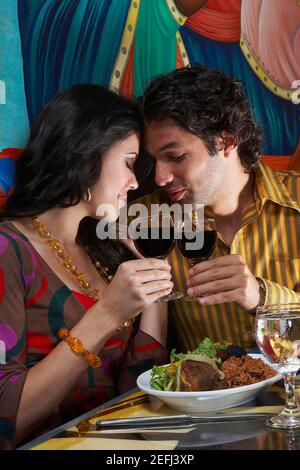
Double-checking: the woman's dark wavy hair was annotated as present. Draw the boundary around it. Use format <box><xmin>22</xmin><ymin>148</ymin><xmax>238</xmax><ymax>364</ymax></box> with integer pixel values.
<box><xmin>0</xmin><ymin>84</ymin><xmax>144</xmax><ymax>272</ymax></box>
<box><xmin>143</xmin><ymin>65</ymin><xmax>263</xmax><ymax>172</ymax></box>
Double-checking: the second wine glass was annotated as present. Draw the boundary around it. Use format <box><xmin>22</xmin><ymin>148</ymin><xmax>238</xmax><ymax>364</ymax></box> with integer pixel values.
<box><xmin>176</xmin><ymin>216</ymin><xmax>217</xmax><ymax>301</ymax></box>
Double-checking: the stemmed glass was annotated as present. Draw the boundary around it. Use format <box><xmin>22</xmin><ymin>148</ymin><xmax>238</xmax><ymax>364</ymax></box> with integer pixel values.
<box><xmin>256</xmin><ymin>303</ymin><xmax>300</xmax><ymax>429</ymax></box>
<box><xmin>131</xmin><ymin>214</ymin><xmax>183</xmax><ymax>302</ymax></box>
<box><xmin>176</xmin><ymin>214</ymin><xmax>217</xmax><ymax>301</ymax></box>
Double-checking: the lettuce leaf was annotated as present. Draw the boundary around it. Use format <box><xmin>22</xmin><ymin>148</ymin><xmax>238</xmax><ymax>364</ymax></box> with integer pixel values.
<box><xmin>189</xmin><ymin>337</ymin><xmax>217</xmax><ymax>359</ymax></box>
<box><xmin>150</xmin><ymin>364</ymin><xmax>178</xmax><ymax>391</ymax></box>
<box><xmin>171</xmin><ymin>338</ymin><xmax>222</xmax><ymax>366</ymax></box>
<box><xmin>150</xmin><ymin>338</ymin><xmax>226</xmax><ymax>390</ymax></box>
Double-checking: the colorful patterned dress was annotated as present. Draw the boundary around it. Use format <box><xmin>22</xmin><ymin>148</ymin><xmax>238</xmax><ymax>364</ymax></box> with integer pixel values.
<box><xmin>0</xmin><ymin>221</ymin><xmax>167</xmax><ymax>449</ymax></box>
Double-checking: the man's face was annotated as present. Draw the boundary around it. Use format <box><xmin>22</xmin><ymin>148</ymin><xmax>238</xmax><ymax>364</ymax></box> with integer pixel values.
<box><xmin>144</xmin><ymin>120</ymin><xmax>224</xmax><ymax>206</ymax></box>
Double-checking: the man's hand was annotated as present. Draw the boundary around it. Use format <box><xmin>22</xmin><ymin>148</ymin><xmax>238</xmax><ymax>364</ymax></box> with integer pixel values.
<box><xmin>187</xmin><ymin>254</ymin><xmax>260</xmax><ymax>311</ymax></box>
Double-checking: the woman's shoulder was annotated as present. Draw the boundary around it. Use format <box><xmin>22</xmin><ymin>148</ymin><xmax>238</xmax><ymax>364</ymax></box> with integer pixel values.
<box><xmin>0</xmin><ymin>220</ymin><xmax>24</xmax><ymax>233</ymax></box>
<box><xmin>0</xmin><ymin>220</ymin><xmax>33</xmax><ymax>263</ymax></box>
<box><xmin>0</xmin><ymin>220</ymin><xmax>29</xmax><ymax>242</ymax></box>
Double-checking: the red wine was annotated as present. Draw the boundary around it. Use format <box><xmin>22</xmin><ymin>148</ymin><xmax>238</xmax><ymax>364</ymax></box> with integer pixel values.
<box><xmin>134</xmin><ymin>227</ymin><xmax>175</xmax><ymax>258</ymax></box>
<box><xmin>177</xmin><ymin>230</ymin><xmax>217</xmax><ymax>261</ymax></box>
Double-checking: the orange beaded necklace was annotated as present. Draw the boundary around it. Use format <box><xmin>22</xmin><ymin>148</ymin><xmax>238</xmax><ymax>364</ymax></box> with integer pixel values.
<box><xmin>32</xmin><ymin>217</ymin><xmax>131</xmax><ymax>330</ymax></box>
<box><xmin>32</xmin><ymin>216</ymin><xmax>111</xmax><ymax>301</ymax></box>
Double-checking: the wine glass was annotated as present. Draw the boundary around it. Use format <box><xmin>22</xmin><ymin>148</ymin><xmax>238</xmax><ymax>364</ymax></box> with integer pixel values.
<box><xmin>176</xmin><ymin>215</ymin><xmax>217</xmax><ymax>301</ymax></box>
<box><xmin>256</xmin><ymin>303</ymin><xmax>300</xmax><ymax>429</ymax></box>
<box><xmin>131</xmin><ymin>214</ymin><xmax>183</xmax><ymax>302</ymax></box>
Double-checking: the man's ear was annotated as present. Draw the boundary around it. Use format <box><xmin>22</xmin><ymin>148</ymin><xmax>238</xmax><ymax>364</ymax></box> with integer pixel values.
<box><xmin>221</xmin><ymin>132</ymin><xmax>237</xmax><ymax>155</ymax></box>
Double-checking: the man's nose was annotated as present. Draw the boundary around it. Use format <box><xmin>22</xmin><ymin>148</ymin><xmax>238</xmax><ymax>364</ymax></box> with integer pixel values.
<box><xmin>155</xmin><ymin>162</ymin><xmax>173</xmax><ymax>187</ymax></box>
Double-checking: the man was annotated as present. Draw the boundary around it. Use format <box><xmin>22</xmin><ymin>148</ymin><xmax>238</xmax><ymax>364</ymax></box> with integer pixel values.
<box><xmin>139</xmin><ymin>65</ymin><xmax>300</xmax><ymax>351</ymax></box>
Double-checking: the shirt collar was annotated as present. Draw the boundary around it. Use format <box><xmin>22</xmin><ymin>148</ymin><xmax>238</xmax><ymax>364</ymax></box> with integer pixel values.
<box><xmin>254</xmin><ymin>161</ymin><xmax>300</xmax><ymax>213</ymax></box>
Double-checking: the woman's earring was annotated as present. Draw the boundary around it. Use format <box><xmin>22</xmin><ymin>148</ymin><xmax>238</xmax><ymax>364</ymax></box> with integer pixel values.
<box><xmin>87</xmin><ymin>188</ymin><xmax>91</xmax><ymax>202</ymax></box>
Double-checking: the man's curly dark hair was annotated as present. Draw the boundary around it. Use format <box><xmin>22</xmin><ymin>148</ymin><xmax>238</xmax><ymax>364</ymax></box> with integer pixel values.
<box><xmin>142</xmin><ymin>65</ymin><xmax>263</xmax><ymax>173</ymax></box>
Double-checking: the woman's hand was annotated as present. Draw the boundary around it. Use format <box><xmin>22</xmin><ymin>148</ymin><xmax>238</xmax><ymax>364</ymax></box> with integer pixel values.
<box><xmin>99</xmin><ymin>258</ymin><xmax>172</xmax><ymax>327</ymax></box>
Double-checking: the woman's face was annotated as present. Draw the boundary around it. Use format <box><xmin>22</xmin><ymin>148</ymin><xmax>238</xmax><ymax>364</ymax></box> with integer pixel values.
<box><xmin>90</xmin><ymin>133</ymin><xmax>139</xmax><ymax>221</ymax></box>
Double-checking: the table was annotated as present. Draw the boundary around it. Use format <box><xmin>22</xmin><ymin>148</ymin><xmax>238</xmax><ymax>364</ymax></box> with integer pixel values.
<box><xmin>19</xmin><ymin>379</ymin><xmax>300</xmax><ymax>450</ymax></box>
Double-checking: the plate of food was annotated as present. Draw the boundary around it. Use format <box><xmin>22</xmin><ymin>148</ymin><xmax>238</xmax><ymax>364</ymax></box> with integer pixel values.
<box><xmin>137</xmin><ymin>338</ymin><xmax>281</xmax><ymax>412</ymax></box>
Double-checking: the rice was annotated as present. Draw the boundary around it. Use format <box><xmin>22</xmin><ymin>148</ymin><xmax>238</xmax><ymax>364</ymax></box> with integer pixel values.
<box><xmin>221</xmin><ymin>355</ymin><xmax>277</xmax><ymax>388</ymax></box>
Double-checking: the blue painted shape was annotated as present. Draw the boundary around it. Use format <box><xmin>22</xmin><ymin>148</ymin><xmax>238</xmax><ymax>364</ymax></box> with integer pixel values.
<box><xmin>0</xmin><ymin>158</ymin><xmax>16</xmax><ymax>194</ymax></box>
<box><xmin>18</xmin><ymin>0</ymin><xmax>130</xmax><ymax>123</ymax></box>
<box><xmin>0</xmin><ymin>0</ymin><xmax>29</xmax><ymax>150</ymax></box>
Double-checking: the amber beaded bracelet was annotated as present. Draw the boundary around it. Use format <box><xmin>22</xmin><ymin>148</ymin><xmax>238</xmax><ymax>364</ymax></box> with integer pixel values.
<box><xmin>58</xmin><ymin>327</ymin><xmax>101</xmax><ymax>368</ymax></box>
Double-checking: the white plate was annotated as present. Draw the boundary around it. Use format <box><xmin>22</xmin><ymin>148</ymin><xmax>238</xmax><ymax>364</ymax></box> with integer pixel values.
<box><xmin>137</xmin><ymin>354</ymin><xmax>281</xmax><ymax>412</ymax></box>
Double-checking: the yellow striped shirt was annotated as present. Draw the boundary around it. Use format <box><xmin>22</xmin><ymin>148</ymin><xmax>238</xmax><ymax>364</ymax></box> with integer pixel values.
<box><xmin>134</xmin><ymin>162</ymin><xmax>300</xmax><ymax>350</ymax></box>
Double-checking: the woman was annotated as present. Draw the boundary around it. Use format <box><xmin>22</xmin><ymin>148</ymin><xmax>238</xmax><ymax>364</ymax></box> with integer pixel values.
<box><xmin>0</xmin><ymin>85</ymin><xmax>172</xmax><ymax>449</ymax></box>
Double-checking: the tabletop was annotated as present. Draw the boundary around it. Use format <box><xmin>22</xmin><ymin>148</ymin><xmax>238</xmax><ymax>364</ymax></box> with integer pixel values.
<box><xmin>19</xmin><ymin>378</ymin><xmax>300</xmax><ymax>451</ymax></box>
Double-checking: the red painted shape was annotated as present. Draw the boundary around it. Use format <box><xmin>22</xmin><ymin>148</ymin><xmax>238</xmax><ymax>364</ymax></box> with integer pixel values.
<box><xmin>0</xmin><ymin>148</ymin><xmax>22</xmax><ymax>159</ymax></box>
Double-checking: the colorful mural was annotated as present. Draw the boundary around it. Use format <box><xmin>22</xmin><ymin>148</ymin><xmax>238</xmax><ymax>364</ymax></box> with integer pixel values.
<box><xmin>0</xmin><ymin>0</ymin><xmax>299</xmax><ymax>199</ymax></box>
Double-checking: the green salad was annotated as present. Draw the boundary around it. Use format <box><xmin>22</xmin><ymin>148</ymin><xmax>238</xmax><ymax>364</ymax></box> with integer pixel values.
<box><xmin>150</xmin><ymin>337</ymin><xmax>227</xmax><ymax>391</ymax></box>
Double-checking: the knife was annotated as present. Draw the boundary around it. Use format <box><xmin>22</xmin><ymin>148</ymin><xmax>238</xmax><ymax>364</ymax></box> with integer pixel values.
<box><xmin>96</xmin><ymin>413</ymin><xmax>271</xmax><ymax>430</ymax></box>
